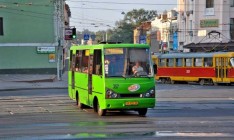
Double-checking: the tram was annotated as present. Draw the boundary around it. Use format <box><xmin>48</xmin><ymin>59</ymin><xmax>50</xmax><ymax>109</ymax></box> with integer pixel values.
<box><xmin>152</xmin><ymin>52</ymin><xmax>234</xmax><ymax>85</ymax></box>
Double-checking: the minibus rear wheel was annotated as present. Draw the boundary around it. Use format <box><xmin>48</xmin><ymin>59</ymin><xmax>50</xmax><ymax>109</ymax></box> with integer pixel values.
<box><xmin>76</xmin><ymin>92</ymin><xmax>83</xmax><ymax>109</ymax></box>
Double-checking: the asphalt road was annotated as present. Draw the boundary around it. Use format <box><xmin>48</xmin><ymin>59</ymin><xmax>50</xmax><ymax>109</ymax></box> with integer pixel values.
<box><xmin>0</xmin><ymin>84</ymin><xmax>234</xmax><ymax>140</ymax></box>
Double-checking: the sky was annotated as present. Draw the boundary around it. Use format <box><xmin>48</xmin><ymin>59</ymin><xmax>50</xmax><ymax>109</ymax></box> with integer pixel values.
<box><xmin>66</xmin><ymin>0</ymin><xmax>177</xmax><ymax>32</ymax></box>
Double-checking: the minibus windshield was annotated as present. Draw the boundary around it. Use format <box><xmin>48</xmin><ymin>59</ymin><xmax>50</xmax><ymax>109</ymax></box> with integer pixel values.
<box><xmin>104</xmin><ymin>48</ymin><xmax>153</xmax><ymax>77</ymax></box>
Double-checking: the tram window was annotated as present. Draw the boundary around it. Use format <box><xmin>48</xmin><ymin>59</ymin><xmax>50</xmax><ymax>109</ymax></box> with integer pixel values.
<box><xmin>185</xmin><ymin>58</ymin><xmax>192</xmax><ymax>67</ymax></box>
<box><xmin>167</xmin><ymin>59</ymin><xmax>174</xmax><ymax>67</ymax></box>
<box><xmin>194</xmin><ymin>58</ymin><xmax>203</xmax><ymax>67</ymax></box>
<box><xmin>230</xmin><ymin>58</ymin><xmax>234</xmax><ymax>67</ymax></box>
<box><xmin>176</xmin><ymin>58</ymin><xmax>183</xmax><ymax>67</ymax></box>
<box><xmin>159</xmin><ymin>59</ymin><xmax>166</xmax><ymax>67</ymax></box>
<box><xmin>204</xmin><ymin>58</ymin><xmax>213</xmax><ymax>67</ymax></box>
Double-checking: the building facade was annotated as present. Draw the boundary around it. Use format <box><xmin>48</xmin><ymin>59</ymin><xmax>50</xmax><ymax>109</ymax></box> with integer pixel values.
<box><xmin>151</xmin><ymin>10</ymin><xmax>178</xmax><ymax>52</ymax></box>
<box><xmin>178</xmin><ymin>0</ymin><xmax>234</xmax><ymax>52</ymax></box>
<box><xmin>0</xmin><ymin>0</ymin><xmax>66</xmax><ymax>76</ymax></box>
<box><xmin>133</xmin><ymin>21</ymin><xmax>160</xmax><ymax>53</ymax></box>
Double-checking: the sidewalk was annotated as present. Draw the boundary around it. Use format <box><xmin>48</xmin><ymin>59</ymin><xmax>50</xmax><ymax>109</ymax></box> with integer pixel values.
<box><xmin>0</xmin><ymin>72</ymin><xmax>68</xmax><ymax>91</ymax></box>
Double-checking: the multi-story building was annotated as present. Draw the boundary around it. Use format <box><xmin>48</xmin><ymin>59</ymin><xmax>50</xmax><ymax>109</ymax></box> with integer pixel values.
<box><xmin>178</xmin><ymin>0</ymin><xmax>234</xmax><ymax>52</ymax></box>
<box><xmin>133</xmin><ymin>21</ymin><xmax>160</xmax><ymax>53</ymax></box>
<box><xmin>0</xmin><ymin>0</ymin><xmax>67</xmax><ymax>78</ymax></box>
<box><xmin>151</xmin><ymin>10</ymin><xmax>178</xmax><ymax>52</ymax></box>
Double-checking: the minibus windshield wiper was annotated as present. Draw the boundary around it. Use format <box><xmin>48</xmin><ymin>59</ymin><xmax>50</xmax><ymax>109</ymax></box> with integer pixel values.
<box><xmin>107</xmin><ymin>76</ymin><xmax>122</xmax><ymax>77</ymax></box>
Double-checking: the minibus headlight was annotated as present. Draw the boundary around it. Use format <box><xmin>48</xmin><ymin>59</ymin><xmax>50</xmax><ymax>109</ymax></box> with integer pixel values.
<box><xmin>111</xmin><ymin>93</ymin><xmax>118</xmax><ymax>98</ymax></box>
<box><xmin>141</xmin><ymin>88</ymin><xmax>155</xmax><ymax>98</ymax></box>
<box><xmin>145</xmin><ymin>92</ymin><xmax>151</xmax><ymax>97</ymax></box>
<box><xmin>106</xmin><ymin>89</ymin><xmax>118</xmax><ymax>99</ymax></box>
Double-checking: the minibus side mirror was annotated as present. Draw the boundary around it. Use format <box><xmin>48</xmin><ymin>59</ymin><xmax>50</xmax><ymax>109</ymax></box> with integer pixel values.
<box><xmin>153</xmin><ymin>64</ymin><xmax>157</xmax><ymax>74</ymax></box>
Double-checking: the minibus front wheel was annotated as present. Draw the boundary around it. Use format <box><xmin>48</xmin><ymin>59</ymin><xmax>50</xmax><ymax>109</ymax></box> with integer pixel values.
<box><xmin>138</xmin><ymin>108</ymin><xmax>147</xmax><ymax>117</ymax></box>
<box><xmin>93</xmin><ymin>97</ymin><xmax>106</xmax><ymax>116</ymax></box>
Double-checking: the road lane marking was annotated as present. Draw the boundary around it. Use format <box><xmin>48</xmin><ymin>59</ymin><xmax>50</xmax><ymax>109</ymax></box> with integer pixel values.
<box><xmin>154</xmin><ymin>131</ymin><xmax>234</xmax><ymax>137</ymax></box>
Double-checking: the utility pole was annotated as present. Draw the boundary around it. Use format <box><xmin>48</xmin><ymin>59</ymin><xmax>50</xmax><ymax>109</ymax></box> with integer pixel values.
<box><xmin>54</xmin><ymin>0</ymin><xmax>65</xmax><ymax>80</ymax></box>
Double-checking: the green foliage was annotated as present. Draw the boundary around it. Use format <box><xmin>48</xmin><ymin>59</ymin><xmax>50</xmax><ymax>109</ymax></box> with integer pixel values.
<box><xmin>108</xmin><ymin>9</ymin><xmax>157</xmax><ymax>43</ymax></box>
<box><xmin>77</xmin><ymin>9</ymin><xmax>157</xmax><ymax>44</ymax></box>
<box><xmin>123</xmin><ymin>9</ymin><xmax>157</xmax><ymax>26</ymax></box>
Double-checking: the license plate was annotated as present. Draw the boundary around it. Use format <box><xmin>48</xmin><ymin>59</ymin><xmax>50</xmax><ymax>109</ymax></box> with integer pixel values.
<box><xmin>125</xmin><ymin>101</ymin><xmax>138</xmax><ymax>106</ymax></box>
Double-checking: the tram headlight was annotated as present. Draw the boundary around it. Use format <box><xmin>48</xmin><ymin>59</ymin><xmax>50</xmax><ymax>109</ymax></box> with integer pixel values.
<box><xmin>106</xmin><ymin>89</ymin><xmax>118</xmax><ymax>99</ymax></box>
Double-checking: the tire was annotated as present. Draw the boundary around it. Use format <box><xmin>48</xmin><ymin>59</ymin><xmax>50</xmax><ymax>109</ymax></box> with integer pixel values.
<box><xmin>138</xmin><ymin>108</ymin><xmax>148</xmax><ymax>117</ymax></box>
<box><xmin>78</xmin><ymin>100</ymin><xmax>84</xmax><ymax>109</ymax></box>
<box><xmin>76</xmin><ymin>93</ymin><xmax>83</xmax><ymax>109</ymax></box>
<box><xmin>199</xmin><ymin>79</ymin><xmax>205</xmax><ymax>86</ymax></box>
<box><xmin>76</xmin><ymin>93</ymin><xmax>78</xmax><ymax>105</ymax></box>
<box><xmin>161</xmin><ymin>78</ymin><xmax>166</xmax><ymax>84</ymax></box>
<box><xmin>97</xmin><ymin>100</ymin><xmax>106</xmax><ymax>116</ymax></box>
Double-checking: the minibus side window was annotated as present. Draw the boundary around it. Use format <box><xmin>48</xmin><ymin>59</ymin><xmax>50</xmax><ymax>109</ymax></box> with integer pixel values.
<box><xmin>81</xmin><ymin>50</ymin><xmax>89</xmax><ymax>73</ymax></box>
<box><xmin>93</xmin><ymin>50</ymin><xmax>102</xmax><ymax>75</ymax></box>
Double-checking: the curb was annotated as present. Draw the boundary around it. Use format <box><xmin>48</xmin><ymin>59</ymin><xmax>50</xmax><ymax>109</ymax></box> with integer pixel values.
<box><xmin>0</xmin><ymin>87</ymin><xmax>68</xmax><ymax>91</ymax></box>
<box><xmin>9</xmin><ymin>76</ymin><xmax>57</xmax><ymax>83</ymax></box>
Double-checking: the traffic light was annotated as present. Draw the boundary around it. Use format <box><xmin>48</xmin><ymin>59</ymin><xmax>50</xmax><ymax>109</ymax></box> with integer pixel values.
<box><xmin>72</xmin><ymin>28</ymin><xmax>76</xmax><ymax>39</ymax></box>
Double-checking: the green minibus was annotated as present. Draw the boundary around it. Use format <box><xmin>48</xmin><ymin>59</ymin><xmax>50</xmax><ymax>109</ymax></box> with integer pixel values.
<box><xmin>68</xmin><ymin>43</ymin><xmax>156</xmax><ymax>116</ymax></box>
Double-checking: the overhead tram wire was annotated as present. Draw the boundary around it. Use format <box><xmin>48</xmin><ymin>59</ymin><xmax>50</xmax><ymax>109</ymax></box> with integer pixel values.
<box><xmin>68</xmin><ymin>6</ymin><xmax>233</xmax><ymax>13</ymax></box>
<box><xmin>67</xmin><ymin>0</ymin><xmax>177</xmax><ymax>6</ymax></box>
<box><xmin>71</xmin><ymin>15</ymin><xmax>114</xmax><ymax>24</ymax></box>
<box><xmin>69</xmin><ymin>6</ymin><xmax>124</xmax><ymax>12</ymax></box>
<box><xmin>66</xmin><ymin>1</ymin><xmax>234</xmax><ymax>6</ymax></box>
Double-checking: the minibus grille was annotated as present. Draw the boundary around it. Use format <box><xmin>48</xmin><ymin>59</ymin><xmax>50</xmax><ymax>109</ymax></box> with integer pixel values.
<box><xmin>119</xmin><ymin>94</ymin><xmax>141</xmax><ymax>98</ymax></box>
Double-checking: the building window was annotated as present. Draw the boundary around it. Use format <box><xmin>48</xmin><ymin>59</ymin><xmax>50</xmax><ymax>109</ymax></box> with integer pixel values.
<box><xmin>0</xmin><ymin>17</ymin><xmax>3</xmax><ymax>35</ymax></box>
<box><xmin>206</xmin><ymin>0</ymin><xmax>214</xmax><ymax>8</ymax></box>
<box><xmin>231</xmin><ymin>0</ymin><xmax>234</xmax><ymax>7</ymax></box>
<box><xmin>231</xmin><ymin>18</ymin><xmax>234</xmax><ymax>40</ymax></box>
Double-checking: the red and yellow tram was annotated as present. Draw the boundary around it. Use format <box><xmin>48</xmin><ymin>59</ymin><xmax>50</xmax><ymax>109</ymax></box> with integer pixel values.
<box><xmin>152</xmin><ymin>52</ymin><xmax>234</xmax><ymax>85</ymax></box>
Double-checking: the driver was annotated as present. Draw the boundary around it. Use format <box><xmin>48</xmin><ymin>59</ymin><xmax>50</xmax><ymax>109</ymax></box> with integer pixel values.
<box><xmin>132</xmin><ymin>61</ymin><xmax>143</xmax><ymax>75</ymax></box>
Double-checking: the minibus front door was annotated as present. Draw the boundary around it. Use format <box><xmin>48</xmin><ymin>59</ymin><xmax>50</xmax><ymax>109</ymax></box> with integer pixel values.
<box><xmin>88</xmin><ymin>55</ymin><xmax>93</xmax><ymax>104</ymax></box>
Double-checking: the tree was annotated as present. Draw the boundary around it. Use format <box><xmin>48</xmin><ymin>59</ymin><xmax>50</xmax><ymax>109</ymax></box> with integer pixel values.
<box><xmin>108</xmin><ymin>9</ymin><xmax>157</xmax><ymax>43</ymax></box>
<box><xmin>76</xmin><ymin>9</ymin><xmax>157</xmax><ymax>44</ymax></box>
<box><xmin>124</xmin><ymin>9</ymin><xmax>157</xmax><ymax>26</ymax></box>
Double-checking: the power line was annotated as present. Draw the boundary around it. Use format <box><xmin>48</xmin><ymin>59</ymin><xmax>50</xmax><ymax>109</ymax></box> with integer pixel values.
<box><xmin>69</xmin><ymin>6</ymin><xmax>124</xmax><ymax>11</ymax></box>
<box><xmin>67</xmin><ymin>0</ymin><xmax>177</xmax><ymax>6</ymax></box>
<box><xmin>67</xmin><ymin>0</ymin><xmax>233</xmax><ymax>6</ymax></box>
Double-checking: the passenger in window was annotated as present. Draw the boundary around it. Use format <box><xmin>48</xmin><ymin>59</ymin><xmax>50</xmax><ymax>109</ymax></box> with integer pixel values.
<box><xmin>205</xmin><ymin>62</ymin><xmax>212</xmax><ymax>67</ymax></box>
<box><xmin>82</xmin><ymin>67</ymin><xmax>88</xmax><ymax>73</ymax></box>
